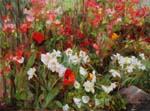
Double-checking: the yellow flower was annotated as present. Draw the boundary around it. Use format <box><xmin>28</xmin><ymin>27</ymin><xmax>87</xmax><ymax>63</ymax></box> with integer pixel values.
<box><xmin>111</xmin><ymin>33</ymin><xmax>119</xmax><ymax>41</ymax></box>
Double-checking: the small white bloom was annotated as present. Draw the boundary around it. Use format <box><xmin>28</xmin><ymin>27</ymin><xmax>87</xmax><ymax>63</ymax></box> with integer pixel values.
<box><xmin>17</xmin><ymin>57</ymin><xmax>24</xmax><ymax>64</ymax></box>
<box><xmin>52</xmin><ymin>50</ymin><xmax>61</xmax><ymax>57</ymax></box>
<box><xmin>126</xmin><ymin>65</ymin><xmax>134</xmax><ymax>73</ymax></box>
<box><xmin>73</xmin><ymin>98</ymin><xmax>82</xmax><ymax>108</ymax></box>
<box><xmin>63</xmin><ymin>104</ymin><xmax>70</xmax><ymax>111</ymax></box>
<box><xmin>13</xmin><ymin>57</ymin><xmax>24</xmax><ymax>64</ymax></box>
<box><xmin>101</xmin><ymin>82</ymin><xmax>117</xmax><ymax>94</ymax></box>
<box><xmin>65</xmin><ymin>48</ymin><xmax>73</xmax><ymax>56</ymax></box>
<box><xmin>139</xmin><ymin>65</ymin><xmax>146</xmax><ymax>70</ymax></box>
<box><xmin>74</xmin><ymin>80</ymin><xmax>80</xmax><ymax>89</ymax></box>
<box><xmin>109</xmin><ymin>69</ymin><xmax>121</xmax><ymax>78</ymax></box>
<box><xmin>83</xmin><ymin>81</ymin><xmax>95</xmax><ymax>93</ymax></box>
<box><xmin>139</xmin><ymin>53</ymin><xmax>145</xmax><ymax>60</ymax></box>
<box><xmin>79</xmin><ymin>50</ymin><xmax>86</xmax><ymax>58</ymax></box>
<box><xmin>47</xmin><ymin>58</ymin><xmax>59</xmax><ymax>72</ymax></box>
<box><xmin>69</xmin><ymin>54</ymin><xmax>80</xmax><ymax>65</ymax></box>
<box><xmin>56</xmin><ymin>64</ymin><xmax>66</xmax><ymax>77</ymax></box>
<box><xmin>79</xmin><ymin>67</ymin><xmax>88</xmax><ymax>76</ymax></box>
<box><xmin>111</xmin><ymin>53</ymin><xmax>121</xmax><ymax>60</ymax></box>
<box><xmin>27</xmin><ymin>67</ymin><xmax>36</xmax><ymax>80</ymax></box>
<box><xmin>41</xmin><ymin>53</ymin><xmax>51</xmax><ymax>65</ymax></box>
<box><xmin>83</xmin><ymin>55</ymin><xmax>90</xmax><ymax>63</ymax></box>
<box><xmin>82</xmin><ymin>96</ymin><xmax>90</xmax><ymax>104</ymax></box>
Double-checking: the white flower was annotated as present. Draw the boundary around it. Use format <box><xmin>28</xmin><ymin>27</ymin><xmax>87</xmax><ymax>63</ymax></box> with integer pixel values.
<box><xmin>47</xmin><ymin>58</ymin><xmax>59</xmax><ymax>72</ymax></box>
<box><xmin>109</xmin><ymin>69</ymin><xmax>121</xmax><ymax>78</ymax></box>
<box><xmin>52</xmin><ymin>50</ymin><xmax>61</xmax><ymax>57</ymax></box>
<box><xmin>126</xmin><ymin>65</ymin><xmax>134</xmax><ymax>73</ymax></box>
<box><xmin>74</xmin><ymin>81</ymin><xmax>80</xmax><ymax>89</ymax></box>
<box><xmin>139</xmin><ymin>53</ymin><xmax>145</xmax><ymax>60</ymax></box>
<box><xmin>111</xmin><ymin>53</ymin><xmax>121</xmax><ymax>60</ymax></box>
<box><xmin>41</xmin><ymin>53</ymin><xmax>52</xmax><ymax>65</ymax></box>
<box><xmin>79</xmin><ymin>66</ymin><xmax>88</xmax><ymax>76</ymax></box>
<box><xmin>79</xmin><ymin>50</ymin><xmax>86</xmax><ymax>58</ymax></box>
<box><xmin>69</xmin><ymin>54</ymin><xmax>80</xmax><ymax>65</ymax></box>
<box><xmin>101</xmin><ymin>82</ymin><xmax>117</xmax><ymax>94</ymax></box>
<box><xmin>55</xmin><ymin>64</ymin><xmax>66</xmax><ymax>77</ymax></box>
<box><xmin>138</xmin><ymin>64</ymin><xmax>146</xmax><ymax>70</ymax></box>
<box><xmin>17</xmin><ymin>57</ymin><xmax>24</xmax><ymax>64</ymax></box>
<box><xmin>27</xmin><ymin>67</ymin><xmax>36</xmax><ymax>80</ymax></box>
<box><xmin>83</xmin><ymin>81</ymin><xmax>95</xmax><ymax>93</ymax></box>
<box><xmin>83</xmin><ymin>55</ymin><xmax>90</xmax><ymax>63</ymax></box>
<box><xmin>13</xmin><ymin>57</ymin><xmax>24</xmax><ymax>64</ymax></box>
<box><xmin>82</xmin><ymin>96</ymin><xmax>90</xmax><ymax>104</ymax></box>
<box><xmin>63</xmin><ymin>104</ymin><xmax>70</xmax><ymax>111</ymax></box>
<box><xmin>65</xmin><ymin>48</ymin><xmax>73</xmax><ymax>56</ymax></box>
<box><xmin>91</xmin><ymin>70</ymin><xmax>96</xmax><ymax>83</ymax></box>
<box><xmin>73</xmin><ymin>98</ymin><xmax>82</xmax><ymax>108</ymax></box>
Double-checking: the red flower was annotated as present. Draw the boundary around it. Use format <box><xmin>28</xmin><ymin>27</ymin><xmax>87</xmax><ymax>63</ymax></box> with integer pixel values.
<box><xmin>62</xmin><ymin>69</ymin><xmax>75</xmax><ymax>86</ymax></box>
<box><xmin>114</xmin><ymin>1</ymin><xmax>125</xmax><ymax>11</ymax></box>
<box><xmin>92</xmin><ymin>14</ymin><xmax>102</xmax><ymax>27</ymax></box>
<box><xmin>5</xmin><ymin>4</ymin><xmax>13</xmax><ymax>10</ymax></box>
<box><xmin>20</xmin><ymin>21</ymin><xmax>30</xmax><ymax>33</ymax></box>
<box><xmin>32</xmin><ymin>32</ymin><xmax>45</xmax><ymax>44</ymax></box>
<box><xmin>131</xmin><ymin>0</ymin><xmax>139</xmax><ymax>4</ymax></box>
<box><xmin>86</xmin><ymin>0</ymin><xmax>99</xmax><ymax>9</ymax></box>
<box><xmin>77</xmin><ymin>29</ymin><xmax>85</xmax><ymax>39</ymax></box>
<box><xmin>0</xmin><ymin>70</ymin><xmax>3</xmax><ymax>76</ymax></box>
<box><xmin>65</xmin><ymin>41</ymin><xmax>74</xmax><ymax>49</ymax></box>
<box><xmin>144</xmin><ymin>37</ymin><xmax>150</xmax><ymax>43</ymax></box>
<box><xmin>4</xmin><ymin>66</ymin><xmax>10</xmax><ymax>73</ymax></box>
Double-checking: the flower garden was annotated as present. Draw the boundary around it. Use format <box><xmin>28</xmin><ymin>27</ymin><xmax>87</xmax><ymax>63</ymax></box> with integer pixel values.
<box><xmin>0</xmin><ymin>0</ymin><xmax>150</xmax><ymax>110</ymax></box>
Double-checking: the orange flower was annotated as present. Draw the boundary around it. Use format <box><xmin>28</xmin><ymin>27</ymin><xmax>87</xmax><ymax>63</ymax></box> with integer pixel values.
<box><xmin>111</xmin><ymin>33</ymin><xmax>119</xmax><ymax>41</ymax></box>
<box><xmin>88</xmin><ymin>73</ymin><xmax>94</xmax><ymax>81</ymax></box>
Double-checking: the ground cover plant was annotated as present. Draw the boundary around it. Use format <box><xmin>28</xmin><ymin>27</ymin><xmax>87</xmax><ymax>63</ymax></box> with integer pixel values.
<box><xmin>0</xmin><ymin>0</ymin><xmax>150</xmax><ymax>110</ymax></box>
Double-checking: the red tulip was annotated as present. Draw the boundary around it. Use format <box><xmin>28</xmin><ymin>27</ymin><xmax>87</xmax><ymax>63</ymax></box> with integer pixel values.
<box><xmin>32</xmin><ymin>32</ymin><xmax>45</xmax><ymax>44</ymax></box>
<box><xmin>62</xmin><ymin>69</ymin><xmax>75</xmax><ymax>86</ymax></box>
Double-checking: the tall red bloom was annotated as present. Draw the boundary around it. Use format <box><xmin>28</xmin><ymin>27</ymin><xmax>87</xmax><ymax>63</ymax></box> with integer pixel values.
<box><xmin>32</xmin><ymin>32</ymin><xmax>45</xmax><ymax>44</ymax></box>
<box><xmin>62</xmin><ymin>69</ymin><xmax>75</xmax><ymax>86</ymax></box>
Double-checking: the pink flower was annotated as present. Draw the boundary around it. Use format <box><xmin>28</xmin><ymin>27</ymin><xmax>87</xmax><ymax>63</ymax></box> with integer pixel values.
<box><xmin>3</xmin><ymin>23</ymin><xmax>15</xmax><ymax>33</ymax></box>
<box><xmin>93</xmin><ymin>43</ymin><xmax>101</xmax><ymax>55</ymax></box>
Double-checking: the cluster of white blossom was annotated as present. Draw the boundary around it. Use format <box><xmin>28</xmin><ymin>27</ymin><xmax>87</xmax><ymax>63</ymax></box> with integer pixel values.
<box><xmin>65</xmin><ymin>48</ymin><xmax>90</xmax><ymax>65</ymax></box>
<box><xmin>72</xmin><ymin>95</ymin><xmax>90</xmax><ymax>109</ymax></box>
<box><xmin>101</xmin><ymin>82</ymin><xmax>117</xmax><ymax>94</ymax></box>
<box><xmin>41</xmin><ymin>49</ymin><xmax>66</xmax><ymax>77</ymax></box>
<box><xmin>111</xmin><ymin>53</ymin><xmax>146</xmax><ymax>73</ymax></box>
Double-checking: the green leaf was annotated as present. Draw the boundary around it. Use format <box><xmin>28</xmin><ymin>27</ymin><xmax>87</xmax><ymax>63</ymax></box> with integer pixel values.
<box><xmin>55</xmin><ymin>101</ymin><xmax>63</xmax><ymax>108</ymax></box>
<box><xmin>15</xmin><ymin>50</ymin><xmax>37</xmax><ymax>88</ymax></box>
<box><xmin>15</xmin><ymin>90</ymin><xmax>28</xmax><ymax>100</ymax></box>
<box><xmin>43</xmin><ymin>88</ymin><xmax>59</xmax><ymax>108</ymax></box>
